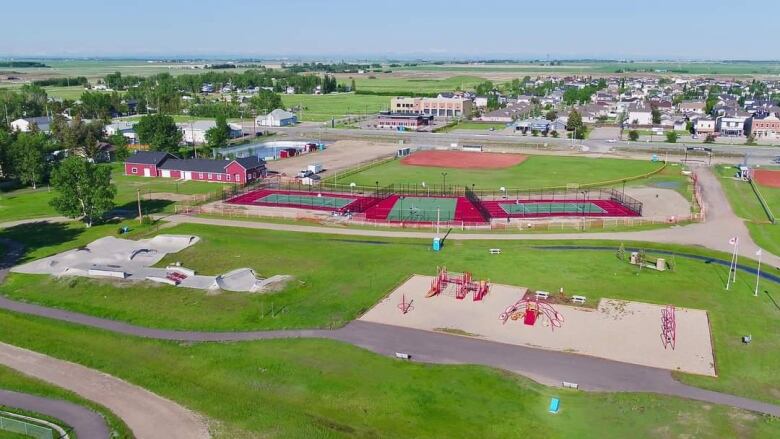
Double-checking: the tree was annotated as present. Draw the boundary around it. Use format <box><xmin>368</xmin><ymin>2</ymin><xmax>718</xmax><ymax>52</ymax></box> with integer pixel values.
<box><xmin>108</xmin><ymin>133</ymin><xmax>130</xmax><ymax>162</ymax></box>
<box><xmin>628</xmin><ymin>130</ymin><xmax>639</xmax><ymax>141</ymax></box>
<box><xmin>651</xmin><ymin>107</ymin><xmax>661</xmax><ymax>125</ymax></box>
<box><xmin>550</xmin><ymin>130</ymin><xmax>559</xmax><ymax>138</ymax></box>
<box><xmin>205</xmin><ymin>115</ymin><xmax>231</xmax><ymax>150</ymax></box>
<box><xmin>704</xmin><ymin>134</ymin><xmax>716</xmax><ymax>144</ymax></box>
<box><xmin>49</xmin><ymin>157</ymin><xmax>116</xmax><ymax>227</ymax></box>
<box><xmin>135</xmin><ymin>114</ymin><xmax>182</xmax><ymax>153</ymax></box>
<box><xmin>566</xmin><ymin>109</ymin><xmax>585</xmax><ymax>139</ymax></box>
<box><xmin>745</xmin><ymin>134</ymin><xmax>757</xmax><ymax>146</ymax></box>
<box><xmin>10</xmin><ymin>132</ymin><xmax>47</xmax><ymax>189</ymax></box>
<box><xmin>665</xmin><ymin>131</ymin><xmax>678</xmax><ymax>143</ymax></box>
<box><xmin>545</xmin><ymin>110</ymin><xmax>558</xmax><ymax>121</ymax></box>
<box><xmin>350</xmin><ymin>78</ymin><xmax>356</xmax><ymax>92</ymax></box>
<box><xmin>249</xmin><ymin>90</ymin><xmax>282</xmax><ymax>113</ymax></box>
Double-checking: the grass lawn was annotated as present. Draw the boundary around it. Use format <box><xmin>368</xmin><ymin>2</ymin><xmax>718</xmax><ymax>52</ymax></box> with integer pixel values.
<box><xmin>335</xmin><ymin>155</ymin><xmax>665</xmax><ymax>191</ymax></box>
<box><xmin>0</xmin><ymin>311</ymin><xmax>776</xmax><ymax>438</ymax></box>
<box><xmin>280</xmin><ymin>93</ymin><xmax>389</xmax><ymax>122</ymax></box>
<box><xmin>438</xmin><ymin>121</ymin><xmax>508</xmax><ymax>132</ymax></box>
<box><xmin>0</xmin><ymin>364</ymin><xmax>132</xmax><ymax>438</ymax></box>
<box><xmin>2</xmin><ymin>221</ymin><xmax>779</xmax><ymax>404</ymax></box>
<box><xmin>715</xmin><ymin>165</ymin><xmax>780</xmax><ymax>255</ymax></box>
<box><xmin>0</xmin><ymin>163</ymin><xmax>228</xmax><ymax>223</ymax></box>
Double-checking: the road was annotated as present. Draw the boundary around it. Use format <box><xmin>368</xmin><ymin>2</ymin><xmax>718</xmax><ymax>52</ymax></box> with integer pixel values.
<box><xmin>0</xmin><ymin>389</ymin><xmax>109</xmax><ymax>439</ymax></box>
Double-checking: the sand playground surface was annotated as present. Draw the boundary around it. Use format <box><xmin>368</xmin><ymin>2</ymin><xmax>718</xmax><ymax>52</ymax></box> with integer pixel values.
<box><xmin>360</xmin><ymin>275</ymin><xmax>715</xmax><ymax>376</ymax></box>
<box><xmin>12</xmin><ymin>235</ymin><xmax>290</xmax><ymax>293</ymax></box>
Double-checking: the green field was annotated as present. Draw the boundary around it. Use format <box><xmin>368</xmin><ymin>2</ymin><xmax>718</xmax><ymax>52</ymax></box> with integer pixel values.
<box><xmin>0</xmin><ymin>364</ymin><xmax>131</xmax><ymax>437</ymax></box>
<box><xmin>438</xmin><ymin>121</ymin><xmax>508</xmax><ymax>132</ymax></box>
<box><xmin>280</xmin><ymin>93</ymin><xmax>389</xmax><ymax>122</ymax></box>
<box><xmin>348</xmin><ymin>75</ymin><xmax>493</xmax><ymax>94</ymax></box>
<box><xmin>2</xmin><ymin>221</ymin><xmax>779</xmax><ymax>407</ymax></box>
<box><xmin>395</xmin><ymin>61</ymin><xmax>780</xmax><ymax>75</ymax></box>
<box><xmin>0</xmin><ymin>163</ymin><xmax>228</xmax><ymax>223</ymax></box>
<box><xmin>335</xmin><ymin>155</ymin><xmax>665</xmax><ymax>191</ymax></box>
<box><xmin>715</xmin><ymin>165</ymin><xmax>780</xmax><ymax>255</ymax></box>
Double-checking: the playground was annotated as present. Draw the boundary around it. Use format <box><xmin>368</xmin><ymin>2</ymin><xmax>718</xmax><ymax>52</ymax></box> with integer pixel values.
<box><xmin>400</xmin><ymin>150</ymin><xmax>527</xmax><ymax>169</ymax></box>
<box><xmin>360</xmin><ymin>275</ymin><xmax>715</xmax><ymax>376</ymax></box>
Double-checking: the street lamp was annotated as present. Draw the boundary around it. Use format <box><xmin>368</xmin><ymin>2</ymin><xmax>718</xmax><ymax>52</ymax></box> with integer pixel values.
<box><xmin>441</xmin><ymin>172</ymin><xmax>448</xmax><ymax>194</ymax></box>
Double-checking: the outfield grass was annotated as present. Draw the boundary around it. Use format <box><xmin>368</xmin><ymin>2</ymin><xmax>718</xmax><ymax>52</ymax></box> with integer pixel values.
<box><xmin>335</xmin><ymin>155</ymin><xmax>665</xmax><ymax>191</ymax></box>
<box><xmin>715</xmin><ymin>165</ymin><xmax>780</xmax><ymax>255</ymax></box>
<box><xmin>0</xmin><ymin>163</ymin><xmax>228</xmax><ymax>223</ymax></box>
<box><xmin>0</xmin><ymin>365</ymin><xmax>132</xmax><ymax>438</ymax></box>
<box><xmin>280</xmin><ymin>93</ymin><xmax>389</xmax><ymax>122</ymax></box>
<box><xmin>0</xmin><ymin>311</ymin><xmax>776</xmax><ymax>438</ymax></box>
<box><xmin>2</xmin><ymin>221</ymin><xmax>779</xmax><ymax>404</ymax></box>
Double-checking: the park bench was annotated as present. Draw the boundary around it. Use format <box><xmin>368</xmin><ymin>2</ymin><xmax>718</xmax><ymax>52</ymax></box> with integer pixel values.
<box><xmin>535</xmin><ymin>291</ymin><xmax>550</xmax><ymax>300</ymax></box>
<box><xmin>489</xmin><ymin>248</ymin><xmax>502</xmax><ymax>254</ymax></box>
<box><xmin>395</xmin><ymin>352</ymin><xmax>411</xmax><ymax>360</ymax></box>
<box><xmin>549</xmin><ymin>397</ymin><xmax>560</xmax><ymax>414</ymax></box>
<box><xmin>571</xmin><ymin>295</ymin><xmax>587</xmax><ymax>305</ymax></box>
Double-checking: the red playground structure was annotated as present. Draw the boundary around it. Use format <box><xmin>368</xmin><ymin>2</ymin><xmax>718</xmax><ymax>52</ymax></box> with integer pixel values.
<box><xmin>661</xmin><ymin>305</ymin><xmax>676</xmax><ymax>350</ymax></box>
<box><xmin>499</xmin><ymin>297</ymin><xmax>564</xmax><ymax>330</ymax></box>
<box><xmin>426</xmin><ymin>266</ymin><xmax>490</xmax><ymax>301</ymax></box>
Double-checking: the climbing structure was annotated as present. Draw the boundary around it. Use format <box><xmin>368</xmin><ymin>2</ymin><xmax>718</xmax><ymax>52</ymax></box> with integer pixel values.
<box><xmin>499</xmin><ymin>297</ymin><xmax>564</xmax><ymax>331</ymax></box>
<box><xmin>661</xmin><ymin>305</ymin><xmax>676</xmax><ymax>350</ymax></box>
<box><xmin>426</xmin><ymin>266</ymin><xmax>490</xmax><ymax>301</ymax></box>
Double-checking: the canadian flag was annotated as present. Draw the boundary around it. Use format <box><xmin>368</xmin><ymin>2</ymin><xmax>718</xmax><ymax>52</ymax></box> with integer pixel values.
<box><xmin>729</xmin><ymin>237</ymin><xmax>739</xmax><ymax>246</ymax></box>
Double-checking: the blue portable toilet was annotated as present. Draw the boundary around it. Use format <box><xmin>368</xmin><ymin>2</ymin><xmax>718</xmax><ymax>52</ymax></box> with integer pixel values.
<box><xmin>549</xmin><ymin>397</ymin><xmax>560</xmax><ymax>414</ymax></box>
<box><xmin>432</xmin><ymin>237</ymin><xmax>441</xmax><ymax>252</ymax></box>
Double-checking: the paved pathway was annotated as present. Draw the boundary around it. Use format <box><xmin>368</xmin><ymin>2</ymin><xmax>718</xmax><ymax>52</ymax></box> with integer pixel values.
<box><xmin>166</xmin><ymin>167</ymin><xmax>780</xmax><ymax>268</ymax></box>
<box><xmin>0</xmin><ymin>389</ymin><xmax>109</xmax><ymax>439</ymax></box>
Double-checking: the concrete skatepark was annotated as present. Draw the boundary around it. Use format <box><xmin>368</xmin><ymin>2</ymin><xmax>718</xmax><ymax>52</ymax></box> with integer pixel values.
<box><xmin>12</xmin><ymin>235</ymin><xmax>285</xmax><ymax>293</ymax></box>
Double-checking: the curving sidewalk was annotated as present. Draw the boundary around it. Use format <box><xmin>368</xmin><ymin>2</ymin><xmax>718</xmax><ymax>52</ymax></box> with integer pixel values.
<box><xmin>0</xmin><ymin>389</ymin><xmax>109</xmax><ymax>439</ymax></box>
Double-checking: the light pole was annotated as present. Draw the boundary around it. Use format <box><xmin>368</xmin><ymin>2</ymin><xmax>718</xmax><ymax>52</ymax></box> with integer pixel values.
<box><xmin>441</xmin><ymin>172</ymin><xmax>448</xmax><ymax>195</ymax></box>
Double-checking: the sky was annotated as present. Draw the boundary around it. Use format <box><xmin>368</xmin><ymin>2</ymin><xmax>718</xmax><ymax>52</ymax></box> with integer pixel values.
<box><xmin>2</xmin><ymin>0</ymin><xmax>779</xmax><ymax>60</ymax></box>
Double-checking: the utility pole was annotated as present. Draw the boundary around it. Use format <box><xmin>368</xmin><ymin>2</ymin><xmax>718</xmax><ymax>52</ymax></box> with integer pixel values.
<box><xmin>136</xmin><ymin>189</ymin><xmax>143</xmax><ymax>223</ymax></box>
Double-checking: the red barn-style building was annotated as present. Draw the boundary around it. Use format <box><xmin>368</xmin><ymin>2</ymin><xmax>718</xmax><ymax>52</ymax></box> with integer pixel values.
<box><xmin>124</xmin><ymin>151</ymin><xmax>266</xmax><ymax>184</ymax></box>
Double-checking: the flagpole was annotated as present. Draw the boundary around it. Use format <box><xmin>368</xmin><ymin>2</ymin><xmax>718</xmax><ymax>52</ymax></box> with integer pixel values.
<box><xmin>755</xmin><ymin>249</ymin><xmax>762</xmax><ymax>297</ymax></box>
<box><xmin>734</xmin><ymin>238</ymin><xmax>739</xmax><ymax>283</ymax></box>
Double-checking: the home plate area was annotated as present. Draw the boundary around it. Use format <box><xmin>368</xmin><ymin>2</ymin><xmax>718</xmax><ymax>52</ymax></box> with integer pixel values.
<box><xmin>361</xmin><ymin>275</ymin><xmax>715</xmax><ymax>376</ymax></box>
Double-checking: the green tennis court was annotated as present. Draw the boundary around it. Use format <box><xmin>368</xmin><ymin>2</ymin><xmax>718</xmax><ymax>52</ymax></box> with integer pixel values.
<box><xmin>499</xmin><ymin>201</ymin><xmax>606</xmax><ymax>214</ymax></box>
<box><xmin>258</xmin><ymin>193</ymin><xmax>356</xmax><ymax>209</ymax></box>
<box><xmin>386</xmin><ymin>197</ymin><xmax>457</xmax><ymax>221</ymax></box>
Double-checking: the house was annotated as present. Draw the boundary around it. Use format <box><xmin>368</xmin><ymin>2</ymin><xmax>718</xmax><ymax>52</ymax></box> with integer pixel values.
<box><xmin>747</xmin><ymin>112</ymin><xmax>780</xmax><ymax>140</ymax></box>
<box><xmin>479</xmin><ymin>104</ymin><xmax>529</xmax><ymax>123</ymax></box>
<box><xmin>625</xmin><ymin>101</ymin><xmax>653</xmax><ymax>126</ymax></box>
<box><xmin>511</xmin><ymin>118</ymin><xmax>562</xmax><ymax>134</ymax></box>
<box><xmin>177</xmin><ymin>120</ymin><xmax>243</xmax><ymax>145</ymax></box>
<box><xmin>105</xmin><ymin>122</ymin><xmax>139</xmax><ymax>144</ymax></box>
<box><xmin>679</xmin><ymin>101</ymin><xmax>706</xmax><ymax>115</ymax></box>
<box><xmin>375</xmin><ymin>112</ymin><xmax>433</xmax><ymax>130</ymax></box>
<box><xmin>124</xmin><ymin>151</ymin><xmax>266</xmax><ymax>184</ymax></box>
<box><xmin>474</xmin><ymin>96</ymin><xmax>489</xmax><ymax>108</ymax></box>
<box><xmin>10</xmin><ymin>116</ymin><xmax>54</xmax><ymax>133</ymax></box>
<box><xmin>256</xmin><ymin>109</ymin><xmax>297</xmax><ymax>127</ymax></box>
<box><xmin>694</xmin><ymin>118</ymin><xmax>716</xmax><ymax>135</ymax></box>
<box><xmin>285</xmin><ymin>86</ymin><xmax>296</xmax><ymax>94</ymax></box>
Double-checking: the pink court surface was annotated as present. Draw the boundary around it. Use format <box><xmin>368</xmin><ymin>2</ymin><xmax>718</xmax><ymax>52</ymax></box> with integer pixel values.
<box><xmin>361</xmin><ymin>275</ymin><xmax>715</xmax><ymax>377</ymax></box>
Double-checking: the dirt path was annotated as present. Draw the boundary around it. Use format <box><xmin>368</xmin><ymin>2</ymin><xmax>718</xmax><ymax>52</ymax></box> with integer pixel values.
<box><xmin>0</xmin><ymin>343</ymin><xmax>210</xmax><ymax>439</ymax></box>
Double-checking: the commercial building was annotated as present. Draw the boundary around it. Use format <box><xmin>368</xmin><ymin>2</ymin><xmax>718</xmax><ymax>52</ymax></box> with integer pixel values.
<box><xmin>390</xmin><ymin>96</ymin><xmax>473</xmax><ymax>118</ymax></box>
<box><xmin>748</xmin><ymin>112</ymin><xmax>780</xmax><ymax>140</ymax></box>
<box><xmin>375</xmin><ymin>112</ymin><xmax>434</xmax><ymax>130</ymax></box>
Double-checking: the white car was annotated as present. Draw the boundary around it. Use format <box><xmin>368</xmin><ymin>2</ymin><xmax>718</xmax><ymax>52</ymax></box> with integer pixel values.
<box><xmin>607</xmin><ymin>139</ymin><xmax>617</xmax><ymax>143</ymax></box>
